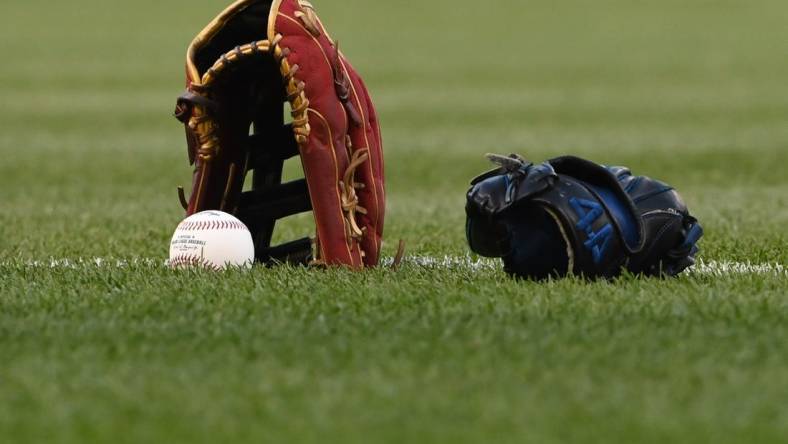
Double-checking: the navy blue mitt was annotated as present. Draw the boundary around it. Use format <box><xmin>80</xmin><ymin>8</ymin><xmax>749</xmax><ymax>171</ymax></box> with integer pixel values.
<box><xmin>466</xmin><ymin>154</ymin><xmax>703</xmax><ymax>279</ymax></box>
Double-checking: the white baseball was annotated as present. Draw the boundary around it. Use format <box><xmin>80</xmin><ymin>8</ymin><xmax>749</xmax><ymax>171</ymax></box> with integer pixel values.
<box><xmin>168</xmin><ymin>211</ymin><xmax>255</xmax><ymax>270</ymax></box>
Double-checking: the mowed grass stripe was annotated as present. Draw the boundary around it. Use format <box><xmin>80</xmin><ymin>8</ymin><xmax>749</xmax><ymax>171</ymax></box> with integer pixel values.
<box><xmin>1</xmin><ymin>0</ymin><xmax>787</xmax><ymax>442</ymax></box>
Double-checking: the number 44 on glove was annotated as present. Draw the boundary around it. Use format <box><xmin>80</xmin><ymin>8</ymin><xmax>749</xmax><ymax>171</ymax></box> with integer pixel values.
<box><xmin>466</xmin><ymin>154</ymin><xmax>703</xmax><ymax>280</ymax></box>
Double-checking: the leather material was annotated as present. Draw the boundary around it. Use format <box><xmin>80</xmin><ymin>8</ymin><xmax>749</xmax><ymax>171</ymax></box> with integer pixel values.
<box><xmin>271</xmin><ymin>0</ymin><xmax>384</xmax><ymax>267</ymax></box>
<box><xmin>466</xmin><ymin>154</ymin><xmax>702</xmax><ymax>279</ymax></box>
<box><xmin>608</xmin><ymin>166</ymin><xmax>703</xmax><ymax>275</ymax></box>
<box><xmin>175</xmin><ymin>0</ymin><xmax>384</xmax><ymax>268</ymax></box>
<box><xmin>499</xmin><ymin>204</ymin><xmax>569</xmax><ymax>278</ymax></box>
<box><xmin>466</xmin><ymin>158</ymin><xmax>643</xmax><ymax>276</ymax></box>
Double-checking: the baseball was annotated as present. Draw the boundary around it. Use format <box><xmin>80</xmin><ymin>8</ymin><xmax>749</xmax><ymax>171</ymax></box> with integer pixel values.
<box><xmin>168</xmin><ymin>211</ymin><xmax>255</xmax><ymax>270</ymax></box>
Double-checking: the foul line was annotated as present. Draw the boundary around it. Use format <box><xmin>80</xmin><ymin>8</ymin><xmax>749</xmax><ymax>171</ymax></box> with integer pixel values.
<box><xmin>1</xmin><ymin>256</ymin><xmax>785</xmax><ymax>277</ymax></box>
<box><xmin>388</xmin><ymin>256</ymin><xmax>787</xmax><ymax>277</ymax></box>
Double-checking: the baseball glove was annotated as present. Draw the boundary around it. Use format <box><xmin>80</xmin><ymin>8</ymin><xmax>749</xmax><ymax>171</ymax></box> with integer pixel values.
<box><xmin>174</xmin><ymin>0</ymin><xmax>384</xmax><ymax>268</ymax></box>
<box><xmin>466</xmin><ymin>154</ymin><xmax>703</xmax><ymax>279</ymax></box>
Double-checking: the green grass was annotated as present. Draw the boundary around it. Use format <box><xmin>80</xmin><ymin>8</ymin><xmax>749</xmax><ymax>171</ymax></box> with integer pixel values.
<box><xmin>1</xmin><ymin>0</ymin><xmax>787</xmax><ymax>442</ymax></box>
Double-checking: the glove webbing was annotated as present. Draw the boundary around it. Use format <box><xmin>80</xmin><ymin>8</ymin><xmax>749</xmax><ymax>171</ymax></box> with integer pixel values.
<box><xmin>175</xmin><ymin>36</ymin><xmax>315</xmax><ymax>264</ymax></box>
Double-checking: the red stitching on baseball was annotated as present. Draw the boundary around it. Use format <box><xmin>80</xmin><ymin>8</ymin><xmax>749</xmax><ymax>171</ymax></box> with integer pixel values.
<box><xmin>168</xmin><ymin>254</ymin><xmax>223</xmax><ymax>271</ymax></box>
<box><xmin>177</xmin><ymin>219</ymin><xmax>248</xmax><ymax>231</ymax></box>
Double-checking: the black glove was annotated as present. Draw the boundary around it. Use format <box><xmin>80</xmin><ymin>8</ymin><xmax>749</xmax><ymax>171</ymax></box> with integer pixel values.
<box><xmin>466</xmin><ymin>154</ymin><xmax>703</xmax><ymax>279</ymax></box>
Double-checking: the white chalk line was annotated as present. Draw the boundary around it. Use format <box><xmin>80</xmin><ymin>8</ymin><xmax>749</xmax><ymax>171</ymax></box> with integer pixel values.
<box><xmin>1</xmin><ymin>256</ymin><xmax>785</xmax><ymax>277</ymax></box>
<box><xmin>389</xmin><ymin>256</ymin><xmax>788</xmax><ymax>277</ymax></box>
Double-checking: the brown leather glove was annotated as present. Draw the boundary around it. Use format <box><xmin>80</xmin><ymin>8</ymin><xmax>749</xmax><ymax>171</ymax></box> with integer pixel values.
<box><xmin>174</xmin><ymin>0</ymin><xmax>385</xmax><ymax>268</ymax></box>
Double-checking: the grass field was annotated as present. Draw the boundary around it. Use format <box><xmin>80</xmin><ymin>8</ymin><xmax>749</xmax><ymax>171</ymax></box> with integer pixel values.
<box><xmin>1</xmin><ymin>0</ymin><xmax>787</xmax><ymax>442</ymax></box>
